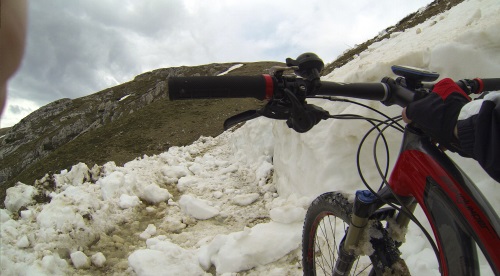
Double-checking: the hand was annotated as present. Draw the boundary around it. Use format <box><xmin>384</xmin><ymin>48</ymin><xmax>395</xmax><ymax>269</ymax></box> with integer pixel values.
<box><xmin>402</xmin><ymin>78</ymin><xmax>470</xmax><ymax>152</ymax></box>
<box><xmin>402</xmin><ymin>107</ymin><xmax>459</xmax><ymax>138</ymax></box>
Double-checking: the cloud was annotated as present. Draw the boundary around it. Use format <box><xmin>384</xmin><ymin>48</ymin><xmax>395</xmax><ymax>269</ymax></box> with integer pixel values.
<box><xmin>9</xmin><ymin>105</ymin><xmax>31</xmax><ymax>115</ymax></box>
<box><xmin>0</xmin><ymin>96</ymin><xmax>38</xmax><ymax>128</ymax></box>
<box><xmin>4</xmin><ymin>0</ymin><xmax>432</xmax><ymax>128</ymax></box>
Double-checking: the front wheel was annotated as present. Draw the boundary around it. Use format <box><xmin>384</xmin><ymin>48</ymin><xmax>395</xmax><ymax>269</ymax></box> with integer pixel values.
<box><xmin>302</xmin><ymin>192</ymin><xmax>408</xmax><ymax>276</ymax></box>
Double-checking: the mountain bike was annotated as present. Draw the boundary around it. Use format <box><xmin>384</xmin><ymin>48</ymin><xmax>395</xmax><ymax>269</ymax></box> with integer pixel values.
<box><xmin>168</xmin><ymin>53</ymin><xmax>500</xmax><ymax>275</ymax></box>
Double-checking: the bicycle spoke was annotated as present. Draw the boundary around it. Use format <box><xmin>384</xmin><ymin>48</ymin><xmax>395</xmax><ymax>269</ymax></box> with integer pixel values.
<box><xmin>324</xmin><ymin>216</ymin><xmax>336</xmax><ymax>268</ymax></box>
<box><xmin>314</xmin><ymin>231</ymin><xmax>329</xmax><ymax>275</ymax></box>
<box><xmin>327</xmin><ymin>215</ymin><xmax>338</xmax><ymax>262</ymax></box>
<box><xmin>313</xmin><ymin>214</ymin><xmax>359</xmax><ymax>276</ymax></box>
<box><xmin>349</xmin><ymin>250</ymin><xmax>375</xmax><ymax>276</ymax></box>
<box><xmin>318</xmin><ymin>220</ymin><xmax>334</xmax><ymax>273</ymax></box>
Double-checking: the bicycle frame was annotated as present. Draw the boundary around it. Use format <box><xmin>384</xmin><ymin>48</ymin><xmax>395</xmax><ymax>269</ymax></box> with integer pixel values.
<box><xmin>373</xmin><ymin>125</ymin><xmax>500</xmax><ymax>275</ymax></box>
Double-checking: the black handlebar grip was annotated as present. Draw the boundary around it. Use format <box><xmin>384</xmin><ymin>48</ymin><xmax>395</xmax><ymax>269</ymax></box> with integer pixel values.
<box><xmin>476</xmin><ymin>78</ymin><xmax>500</xmax><ymax>93</ymax></box>
<box><xmin>168</xmin><ymin>75</ymin><xmax>275</xmax><ymax>101</ymax></box>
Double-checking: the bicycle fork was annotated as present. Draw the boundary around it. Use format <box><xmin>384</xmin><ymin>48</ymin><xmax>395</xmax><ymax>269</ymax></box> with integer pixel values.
<box><xmin>334</xmin><ymin>189</ymin><xmax>416</xmax><ymax>275</ymax></box>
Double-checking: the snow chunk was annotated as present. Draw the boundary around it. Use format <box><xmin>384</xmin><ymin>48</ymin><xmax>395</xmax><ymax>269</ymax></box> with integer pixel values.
<box><xmin>199</xmin><ymin>221</ymin><xmax>302</xmax><ymax>274</ymax></box>
<box><xmin>213</xmin><ymin>191</ymin><xmax>223</xmax><ymax>199</ymax></box>
<box><xmin>4</xmin><ymin>183</ymin><xmax>37</xmax><ymax>213</ymax></box>
<box><xmin>20</xmin><ymin>209</ymin><xmax>35</xmax><ymax>220</ymax></box>
<box><xmin>35</xmin><ymin>255</ymin><xmax>70</xmax><ymax>275</ymax></box>
<box><xmin>16</xmin><ymin>235</ymin><xmax>30</xmax><ymax>248</ymax></box>
<box><xmin>0</xmin><ymin>209</ymin><xmax>12</xmax><ymax>222</ymax></box>
<box><xmin>177</xmin><ymin>176</ymin><xmax>198</xmax><ymax>192</ymax></box>
<box><xmin>71</xmin><ymin>251</ymin><xmax>90</xmax><ymax>269</ymax></box>
<box><xmin>179</xmin><ymin>195</ymin><xmax>219</xmax><ymax>220</ymax></box>
<box><xmin>139</xmin><ymin>224</ymin><xmax>157</xmax><ymax>240</ymax></box>
<box><xmin>140</xmin><ymin>184</ymin><xmax>171</xmax><ymax>204</ymax></box>
<box><xmin>91</xmin><ymin>252</ymin><xmax>106</xmax><ymax>267</ymax></box>
<box><xmin>55</xmin><ymin>163</ymin><xmax>90</xmax><ymax>186</ymax></box>
<box><xmin>162</xmin><ymin>165</ymin><xmax>191</xmax><ymax>179</ymax></box>
<box><xmin>232</xmin><ymin>193</ymin><xmax>260</xmax><ymax>206</ymax></box>
<box><xmin>119</xmin><ymin>194</ymin><xmax>141</xmax><ymax>209</ymax></box>
<box><xmin>37</xmin><ymin>203</ymin><xmax>86</xmax><ymax>230</ymax></box>
<box><xmin>129</xmin><ymin>236</ymin><xmax>208</xmax><ymax>275</ymax></box>
<box><xmin>97</xmin><ymin>171</ymin><xmax>127</xmax><ymax>200</ymax></box>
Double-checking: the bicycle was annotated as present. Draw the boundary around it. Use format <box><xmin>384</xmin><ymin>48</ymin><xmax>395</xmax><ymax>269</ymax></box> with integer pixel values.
<box><xmin>168</xmin><ymin>53</ymin><xmax>500</xmax><ymax>275</ymax></box>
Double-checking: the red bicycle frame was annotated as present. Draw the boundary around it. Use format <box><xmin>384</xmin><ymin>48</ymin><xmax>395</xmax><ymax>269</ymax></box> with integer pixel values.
<box><xmin>387</xmin><ymin>125</ymin><xmax>500</xmax><ymax>275</ymax></box>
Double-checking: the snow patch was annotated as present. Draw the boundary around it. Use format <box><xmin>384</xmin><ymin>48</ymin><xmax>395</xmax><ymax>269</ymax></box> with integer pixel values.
<box><xmin>217</xmin><ymin>64</ymin><xmax>244</xmax><ymax>76</ymax></box>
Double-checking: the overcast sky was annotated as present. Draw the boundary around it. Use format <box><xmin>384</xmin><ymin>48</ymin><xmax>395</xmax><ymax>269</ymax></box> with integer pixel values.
<box><xmin>1</xmin><ymin>0</ymin><xmax>432</xmax><ymax>128</ymax></box>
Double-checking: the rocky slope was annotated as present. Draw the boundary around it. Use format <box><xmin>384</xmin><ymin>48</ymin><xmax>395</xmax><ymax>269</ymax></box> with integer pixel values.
<box><xmin>0</xmin><ymin>62</ymin><xmax>281</xmax><ymax>204</ymax></box>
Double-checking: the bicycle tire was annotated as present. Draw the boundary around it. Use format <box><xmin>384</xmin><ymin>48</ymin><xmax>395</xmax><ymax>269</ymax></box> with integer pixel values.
<box><xmin>302</xmin><ymin>192</ymin><xmax>409</xmax><ymax>276</ymax></box>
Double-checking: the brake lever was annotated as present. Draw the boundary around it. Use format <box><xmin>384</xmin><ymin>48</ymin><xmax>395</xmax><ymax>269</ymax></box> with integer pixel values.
<box><xmin>223</xmin><ymin>110</ymin><xmax>262</xmax><ymax>130</ymax></box>
<box><xmin>223</xmin><ymin>100</ymin><xmax>292</xmax><ymax>130</ymax></box>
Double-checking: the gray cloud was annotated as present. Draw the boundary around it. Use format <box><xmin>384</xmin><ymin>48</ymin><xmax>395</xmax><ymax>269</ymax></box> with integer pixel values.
<box><xmin>9</xmin><ymin>105</ymin><xmax>32</xmax><ymax>115</ymax></box>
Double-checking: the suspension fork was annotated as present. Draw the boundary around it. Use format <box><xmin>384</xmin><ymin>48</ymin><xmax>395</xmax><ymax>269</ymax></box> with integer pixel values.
<box><xmin>334</xmin><ymin>189</ymin><xmax>415</xmax><ymax>275</ymax></box>
<box><xmin>334</xmin><ymin>190</ymin><xmax>383</xmax><ymax>275</ymax></box>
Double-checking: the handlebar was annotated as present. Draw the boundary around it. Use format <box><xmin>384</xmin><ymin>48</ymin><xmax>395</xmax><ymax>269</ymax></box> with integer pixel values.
<box><xmin>169</xmin><ymin>75</ymin><xmax>500</xmax><ymax>106</ymax></box>
<box><xmin>168</xmin><ymin>53</ymin><xmax>500</xmax><ymax>132</ymax></box>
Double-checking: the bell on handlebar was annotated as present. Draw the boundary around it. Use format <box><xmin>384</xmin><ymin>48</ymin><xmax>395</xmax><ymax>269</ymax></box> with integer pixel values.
<box><xmin>286</xmin><ymin>52</ymin><xmax>324</xmax><ymax>80</ymax></box>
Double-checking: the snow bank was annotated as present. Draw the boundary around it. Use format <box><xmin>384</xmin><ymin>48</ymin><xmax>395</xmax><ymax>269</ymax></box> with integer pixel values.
<box><xmin>273</xmin><ymin>0</ymin><xmax>500</xmax><ymax>200</ymax></box>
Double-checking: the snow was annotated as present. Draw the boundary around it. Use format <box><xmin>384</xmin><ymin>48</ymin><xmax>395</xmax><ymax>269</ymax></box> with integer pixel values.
<box><xmin>1</xmin><ymin>0</ymin><xmax>499</xmax><ymax>275</ymax></box>
<box><xmin>4</xmin><ymin>183</ymin><xmax>37</xmax><ymax>213</ymax></box>
<box><xmin>179</xmin><ymin>195</ymin><xmax>219</xmax><ymax>220</ymax></box>
<box><xmin>91</xmin><ymin>252</ymin><xmax>106</xmax><ymax>267</ymax></box>
<box><xmin>217</xmin><ymin>64</ymin><xmax>244</xmax><ymax>76</ymax></box>
<box><xmin>198</xmin><ymin>221</ymin><xmax>302</xmax><ymax>274</ymax></box>
<box><xmin>139</xmin><ymin>224</ymin><xmax>157</xmax><ymax>240</ymax></box>
<box><xmin>70</xmin><ymin>251</ymin><xmax>90</xmax><ymax>269</ymax></box>
<box><xmin>119</xmin><ymin>194</ymin><xmax>142</xmax><ymax>209</ymax></box>
<box><xmin>119</xmin><ymin>94</ymin><xmax>132</xmax><ymax>101</ymax></box>
<box><xmin>232</xmin><ymin>193</ymin><xmax>259</xmax><ymax>206</ymax></box>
